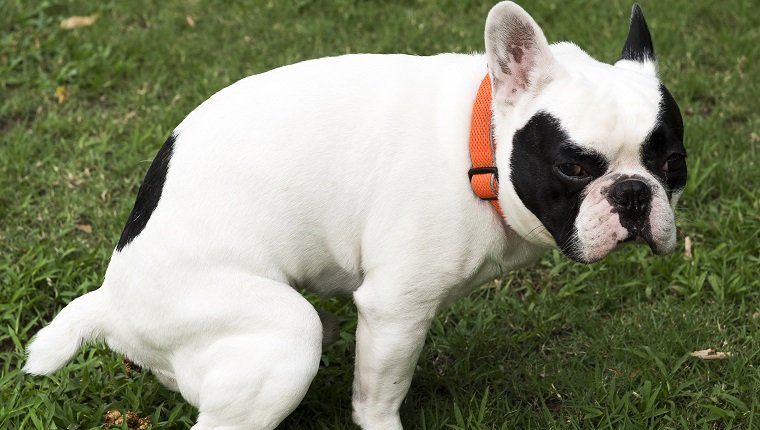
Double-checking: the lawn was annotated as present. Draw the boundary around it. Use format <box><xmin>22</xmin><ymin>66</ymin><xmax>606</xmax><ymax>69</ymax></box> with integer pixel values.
<box><xmin>1</xmin><ymin>0</ymin><xmax>759</xmax><ymax>429</ymax></box>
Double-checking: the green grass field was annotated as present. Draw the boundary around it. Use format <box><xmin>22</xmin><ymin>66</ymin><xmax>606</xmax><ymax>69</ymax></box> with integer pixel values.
<box><xmin>1</xmin><ymin>1</ymin><xmax>759</xmax><ymax>429</ymax></box>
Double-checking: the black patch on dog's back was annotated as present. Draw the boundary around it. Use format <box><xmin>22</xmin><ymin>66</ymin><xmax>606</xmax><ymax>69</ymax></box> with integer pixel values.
<box><xmin>116</xmin><ymin>133</ymin><xmax>176</xmax><ymax>251</ymax></box>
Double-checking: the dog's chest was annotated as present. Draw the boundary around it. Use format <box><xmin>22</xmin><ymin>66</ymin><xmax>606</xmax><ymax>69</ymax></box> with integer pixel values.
<box><xmin>289</xmin><ymin>259</ymin><xmax>364</xmax><ymax>296</ymax></box>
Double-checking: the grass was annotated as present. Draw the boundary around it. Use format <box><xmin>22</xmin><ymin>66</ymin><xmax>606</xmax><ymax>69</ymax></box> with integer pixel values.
<box><xmin>1</xmin><ymin>0</ymin><xmax>759</xmax><ymax>428</ymax></box>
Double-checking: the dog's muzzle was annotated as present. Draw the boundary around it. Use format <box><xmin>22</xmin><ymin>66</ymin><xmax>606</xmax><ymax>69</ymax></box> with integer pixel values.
<box><xmin>609</xmin><ymin>178</ymin><xmax>653</xmax><ymax>239</ymax></box>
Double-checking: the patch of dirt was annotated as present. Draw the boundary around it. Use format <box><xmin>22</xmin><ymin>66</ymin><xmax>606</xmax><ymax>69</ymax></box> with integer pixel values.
<box><xmin>123</xmin><ymin>356</ymin><xmax>142</xmax><ymax>377</ymax></box>
<box><xmin>544</xmin><ymin>395</ymin><xmax>563</xmax><ymax>415</ymax></box>
<box><xmin>103</xmin><ymin>410</ymin><xmax>150</xmax><ymax>430</ymax></box>
<box><xmin>0</xmin><ymin>338</ymin><xmax>16</xmax><ymax>353</ymax></box>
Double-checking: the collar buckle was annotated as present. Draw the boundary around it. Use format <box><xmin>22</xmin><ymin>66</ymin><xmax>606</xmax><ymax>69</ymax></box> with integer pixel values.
<box><xmin>467</xmin><ymin>166</ymin><xmax>499</xmax><ymax>181</ymax></box>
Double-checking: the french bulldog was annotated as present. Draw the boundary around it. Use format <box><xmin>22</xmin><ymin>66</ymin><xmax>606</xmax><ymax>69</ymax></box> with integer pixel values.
<box><xmin>25</xmin><ymin>2</ymin><xmax>685</xmax><ymax>429</ymax></box>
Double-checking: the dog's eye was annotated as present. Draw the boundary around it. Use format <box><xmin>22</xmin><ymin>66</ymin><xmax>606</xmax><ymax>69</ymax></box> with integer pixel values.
<box><xmin>662</xmin><ymin>154</ymin><xmax>685</xmax><ymax>173</ymax></box>
<box><xmin>557</xmin><ymin>163</ymin><xmax>589</xmax><ymax>179</ymax></box>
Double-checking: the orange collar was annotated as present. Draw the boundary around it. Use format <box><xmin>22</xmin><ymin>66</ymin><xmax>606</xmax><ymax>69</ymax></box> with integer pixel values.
<box><xmin>468</xmin><ymin>74</ymin><xmax>503</xmax><ymax>217</ymax></box>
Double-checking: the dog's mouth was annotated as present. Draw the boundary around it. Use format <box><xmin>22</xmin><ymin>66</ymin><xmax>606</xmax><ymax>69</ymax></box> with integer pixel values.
<box><xmin>616</xmin><ymin>228</ymin><xmax>673</xmax><ymax>256</ymax></box>
<box><xmin>617</xmin><ymin>227</ymin><xmax>654</xmax><ymax>247</ymax></box>
<box><xmin>569</xmin><ymin>230</ymin><xmax>661</xmax><ymax>264</ymax></box>
<box><xmin>618</xmin><ymin>235</ymin><xmax>638</xmax><ymax>245</ymax></box>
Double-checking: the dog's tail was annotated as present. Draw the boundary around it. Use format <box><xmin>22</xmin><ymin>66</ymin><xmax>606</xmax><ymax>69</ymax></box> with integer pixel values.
<box><xmin>24</xmin><ymin>289</ymin><xmax>106</xmax><ymax>375</ymax></box>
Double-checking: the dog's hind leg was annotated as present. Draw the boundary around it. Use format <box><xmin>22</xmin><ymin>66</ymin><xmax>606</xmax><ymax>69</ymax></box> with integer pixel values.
<box><xmin>171</xmin><ymin>274</ymin><xmax>322</xmax><ymax>430</ymax></box>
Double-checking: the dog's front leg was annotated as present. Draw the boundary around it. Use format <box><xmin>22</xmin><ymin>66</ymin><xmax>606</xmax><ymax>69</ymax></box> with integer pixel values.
<box><xmin>351</xmin><ymin>276</ymin><xmax>441</xmax><ymax>430</ymax></box>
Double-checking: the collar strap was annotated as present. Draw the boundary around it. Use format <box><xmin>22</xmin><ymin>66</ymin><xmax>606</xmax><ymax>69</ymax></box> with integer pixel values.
<box><xmin>469</xmin><ymin>74</ymin><xmax>503</xmax><ymax>217</ymax></box>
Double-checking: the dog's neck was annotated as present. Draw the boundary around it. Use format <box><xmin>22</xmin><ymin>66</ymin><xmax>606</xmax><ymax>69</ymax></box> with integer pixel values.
<box><xmin>468</xmin><ymin>74</ymin><xmax>503</xmax><ymax>218</ymax></box>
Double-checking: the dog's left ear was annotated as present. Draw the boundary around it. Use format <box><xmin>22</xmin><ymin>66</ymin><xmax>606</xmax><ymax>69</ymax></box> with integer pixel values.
<box><xmin>616</xmin><ymin>4</ymin><xmax>657</xmax><ymax>75</ymax></box>
<box><xmin>484</xmin><ymin>2</ymin><xmax>560</xmax><ymax>107</ymax></box>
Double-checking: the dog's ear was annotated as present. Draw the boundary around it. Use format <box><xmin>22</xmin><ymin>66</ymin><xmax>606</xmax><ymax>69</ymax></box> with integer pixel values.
<box><xmin>616</xmin><ymin>4</ymin><xmax>657</xmax><ymax>75</ymax></box>
<box><xmin>485</xmin><ymin>1</ymin><xmax>558</xmax><ymax>107</ymax></box>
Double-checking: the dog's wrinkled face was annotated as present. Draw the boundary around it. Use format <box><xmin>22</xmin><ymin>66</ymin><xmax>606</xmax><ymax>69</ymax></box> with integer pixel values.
<box><xmin>486</xmin><ymin>2</ymin><xmax>686</xmax><ymax>263</ymax></box>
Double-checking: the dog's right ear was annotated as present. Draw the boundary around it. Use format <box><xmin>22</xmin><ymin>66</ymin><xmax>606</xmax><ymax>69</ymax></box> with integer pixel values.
<box><xmin>615</xmin><ymin>4</ymin><xmax>657</xmax><ymax>76</ymax></box>
<box><xmin>620</xmin><ymin>4</ymin><xmax>655</xmax><ymax>64</ymax></box>
<box><xmin>484</xmin><ymin>1</ymin><xmax>558</xmax><ymax>107</ymax></box>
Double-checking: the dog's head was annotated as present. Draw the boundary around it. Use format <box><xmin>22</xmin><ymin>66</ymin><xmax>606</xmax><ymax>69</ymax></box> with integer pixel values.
<box><xmin>486</xmin><ymin>2</ymin><xmax>685</xmax><ymax>263</ymax></box>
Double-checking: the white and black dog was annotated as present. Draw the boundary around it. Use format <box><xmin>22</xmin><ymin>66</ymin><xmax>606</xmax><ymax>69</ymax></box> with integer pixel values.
<box><xmin>25</xmin><ymin>2</ymin><xmax>685</xmax><ymax>429</ymax></box>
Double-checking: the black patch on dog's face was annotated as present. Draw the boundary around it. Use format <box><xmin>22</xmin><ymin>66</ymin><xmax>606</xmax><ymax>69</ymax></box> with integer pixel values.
<box><xmin>116</xmin><ymin>133</ymin><xmax>176</xmax><ymax>251</ymax></box>
<box><xmin>641</xmin><ymin>85</ymin><xmax>686</xmax><ymax>196</ymax></box>
<box><xmin>510</xmin><ymin>112</ymin><xmax>608</xmax><ymax>260</ymax></box>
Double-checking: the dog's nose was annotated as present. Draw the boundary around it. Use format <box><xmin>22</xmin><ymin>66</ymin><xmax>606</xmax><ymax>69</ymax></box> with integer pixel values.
<box><xmin>610</xmin><ymin>179</ymin><xmax>651</xmax><ymax>218</ymax></box>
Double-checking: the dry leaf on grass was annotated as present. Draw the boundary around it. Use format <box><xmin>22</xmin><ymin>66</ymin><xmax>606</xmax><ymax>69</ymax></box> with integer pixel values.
<box><xmin>186</xmin><ymin>15</ymin><xmax>196</xmax><ymax>27</ymax></box>
<box><xmin>75</xmin><ymin>223</ymin><xmax>93</xmax><ymax>234</ymax></box>
<box><xmin>55</xmin><ymin>85</ymin><xmax>67</xmax><ymax>104</ymax></box>
<box><xmin>690</xmin><ymin>348</ymin><xmax>731</xmax><ymax>360</ymax></box>
<box><xmin>123</xmin><ymin>111</ymin><xmax>138</xmax><ymax>122</ymax></box>
<box><xmin>684</xmin><ymin>236</ymin><xmax>692</xmax><ymax>259</ymax></box>
<box><xmin>60</xmin><ymin>15</ymin><xmax>98</xmax><ymax>30</ymax></box>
